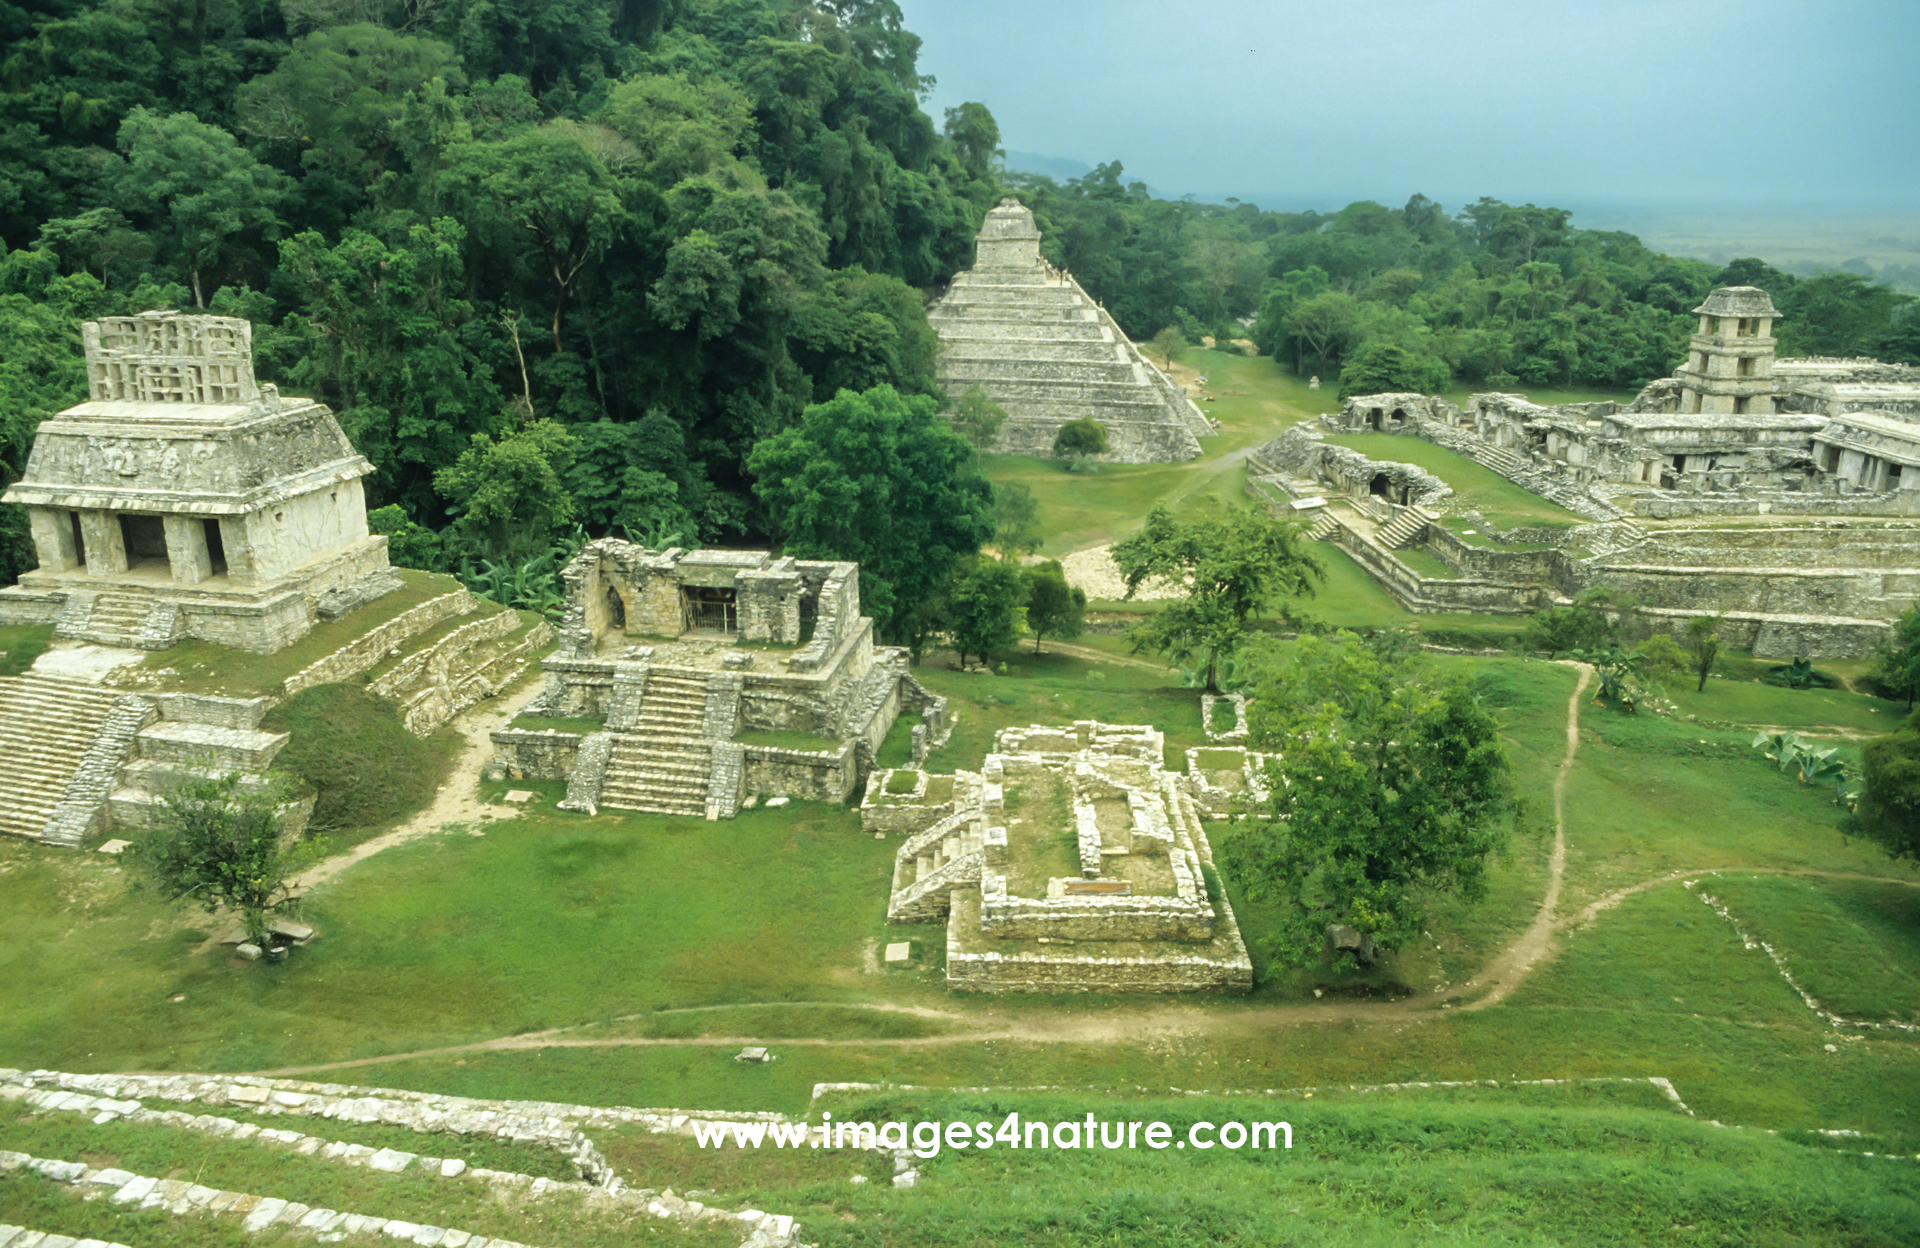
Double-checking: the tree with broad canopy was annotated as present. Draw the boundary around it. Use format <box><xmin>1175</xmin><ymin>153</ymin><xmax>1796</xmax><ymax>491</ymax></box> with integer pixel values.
<box><xmin>1224</xmin><ymin>630</ymin><xmax>1525</xmax><ymax>968</ymax></box>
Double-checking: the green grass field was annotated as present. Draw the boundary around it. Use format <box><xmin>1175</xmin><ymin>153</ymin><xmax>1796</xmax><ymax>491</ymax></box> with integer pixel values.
<box><xmin>1322</xmin><ymin>432</ymin><xmax>1586</xmax><ymax>530</ymax></box>
<box><xmin>4</xmin><ymin>357</ymin><xmax>1919</xmax><ymax>1245</ymax></box>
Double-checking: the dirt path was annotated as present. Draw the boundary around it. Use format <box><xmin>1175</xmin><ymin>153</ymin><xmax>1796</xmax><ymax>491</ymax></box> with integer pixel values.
<box><xmin>290</xmin><ymin>677</ymin><xmax>547</xmax><ymax>893</ymax></box>
<box><xmin>1030</xmin><ymin>640</ymin><xmax>1169</xmax><ymax>673</ymax></box>
<box><xmin>240</xmin><ymin>652</ymin><xmax>1920</xmax><ymax>1080</ymax></box>
<box><xmin>1458</xmin><ymin>661</ymin><xmax>1589</xmax><ymax>1011</ymax></box>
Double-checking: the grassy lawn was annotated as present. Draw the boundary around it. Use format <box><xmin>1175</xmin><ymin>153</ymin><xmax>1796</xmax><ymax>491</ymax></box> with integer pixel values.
<box><xmin>0</xmin><ymin>800</ymin><xmax>899</xmax><ymax>1074</ymax></box>
<box><xmin>1704</xmin><ymin>875</ymin><xmax>1920</xmax><ymax>1024</ymax></box>
<box><xmin>1323</xmin><ymin>432</ymin><xmax>1585</xmax><ymax>529</ymax></box>
<box><xmin>1555</xmin><ymin>706</ymin><xmax>1909</xmax><ymax>914</ymax></box>
<box><xmin>980</xmin><ymin>353</ymin><xmax>1316</xmax><ymax>556</ymax></box>
<box><xmin>0</xmin><ymin>622</ymin><xmax>53</xmax><ymax>675</ymax></box>
<box><xmin>909</xmin><ymin>648</ymin><xmax>1204</xmax><ymax>771</ymax></box>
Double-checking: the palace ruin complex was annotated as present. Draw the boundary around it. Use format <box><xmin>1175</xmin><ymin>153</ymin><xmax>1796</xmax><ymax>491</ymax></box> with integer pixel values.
<box><xmin>928</xmin><ymin>199</ymin><xmax>1213</xmax><ymax>463</ymax></box>
<box><xmin>866</xmin><ymin>722</ymin><xmax>1252</xmax><ymax>994</ymax></box>
<box><xmin>1252</xmin><ymin>287</ymin><xmax>1920</xmax><ymax>656</ymax></box>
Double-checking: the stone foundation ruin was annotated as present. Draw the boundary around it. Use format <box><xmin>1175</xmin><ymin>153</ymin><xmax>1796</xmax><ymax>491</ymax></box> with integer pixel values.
<box><xmin>0</xmin><ymin>312</ymin><xmax>400</xmax><ymax>653</ymax></box>
<box><xmin>498</xmin><ymin>541</ymin><xmax>939</xmax><ymax>819</ymax></box>
<box><xmin>868</xmin><ymin>722</ymin><xmax>1251</xmax><ymax>993</ymax></box>
<box><xmin>928</xmin><ymin>199</ymin><xmax>1213</xmax><ymax>463</ymax></box>
<box><xmin>1249</xmin><ymin>287</ymin><xmax>1920</xmax><ymax>656</ymax></box>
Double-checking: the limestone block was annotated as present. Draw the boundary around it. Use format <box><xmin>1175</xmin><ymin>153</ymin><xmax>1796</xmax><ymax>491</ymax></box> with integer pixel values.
<box><xmin>135</xmin><ymin>721</ymin><xmax>287</xmax><ymax>771</ymax></box>
<box><xmin>77</xmin><ymin>510</ymin><xmax>126</xmax><ymax>576</ymax></box>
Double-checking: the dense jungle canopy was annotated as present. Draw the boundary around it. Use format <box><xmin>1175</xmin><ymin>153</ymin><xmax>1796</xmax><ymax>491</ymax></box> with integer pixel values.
<box><xmin>0</xmin><ymin>0</ymin><xmax>1913</xmax><ymax>630</ymax></box>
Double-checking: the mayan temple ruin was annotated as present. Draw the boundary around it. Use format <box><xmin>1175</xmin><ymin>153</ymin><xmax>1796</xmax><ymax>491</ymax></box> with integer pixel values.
<box><xmin>928</xmin><ymin>199</ymin><xmax>1213</xmax><ymax>462</ymax></box>
<box><xmin>0</xmin><ymin>311</ymin><xmax>400</xmax><ymax>653</ymax></box>
<box><xmin>0</xmin><ymin>312</ymin><xmax>549</xmax><ymax>848</ymax></box>
<box><xmin>866</xmin><ymin>722</ymin><xmax>1252</xmax><ymax>994</ymax></box>
<box><xmin>488</xmin><ymin>540</ymin><xmax>940</xmax><ymax>820</ymax></box>
<box><xmin>1250</xmin><ymin>287</ymin><xmax>1920</xmax><ymax>657</ymax></box>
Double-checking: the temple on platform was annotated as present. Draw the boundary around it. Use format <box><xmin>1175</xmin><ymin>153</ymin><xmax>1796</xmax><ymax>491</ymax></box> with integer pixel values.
<box><xmin>0</xmin><ymin>311</ymin><xmax>398</xmax><ymax>652</ymax></box>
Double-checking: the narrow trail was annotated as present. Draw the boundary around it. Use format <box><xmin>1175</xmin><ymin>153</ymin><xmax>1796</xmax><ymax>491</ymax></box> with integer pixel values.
<box><xmin>242</xmin><ymin>655</ymin><xmax>1920</xmax><ymax>1080</ymax></box>
<box><xmin>1458</xmin><ymin>661</ymin><xmax>1588</xmax><ymax>1011</ymax></box>
<box><xmin>290</xmin><ymin>677</ymin><xmax>547</xmax><ymax>893</ymax></box>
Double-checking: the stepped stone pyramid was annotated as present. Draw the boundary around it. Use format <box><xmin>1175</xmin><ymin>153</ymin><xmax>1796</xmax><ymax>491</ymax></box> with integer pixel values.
<box><xmin>929</xmin><ymin>199</ymin><xmax>1212</xmax><ymax>463</ymax></box>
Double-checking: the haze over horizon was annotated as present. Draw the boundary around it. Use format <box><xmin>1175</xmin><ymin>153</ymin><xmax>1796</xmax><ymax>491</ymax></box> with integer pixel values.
<box><xmin>895</xmin><ymin>0</ymin><xmax>1920</xmax><ymax>216</ymax></box>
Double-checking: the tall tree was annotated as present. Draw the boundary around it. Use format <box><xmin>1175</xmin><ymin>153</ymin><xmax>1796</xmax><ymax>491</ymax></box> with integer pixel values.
<box><xmin>236</xmin><ymin>24</ymin><xmax>462</xmax><ymax>187</ymax></box>
<box><xmin>749</xmin><ymin>383</ymin><xmax>993</xmax><ymax>647</ymax></box>
<box><xmin>1225</xmin><ymin>631</ymin><xmax>1523</xmax><ymax>967</ymax></box>
<box><xmin>1871</xmin><ymin>604</ymin><xmax>1920</xmax><ymax>711</ymax></box>
<box><xmin>942</xmin><ymin>101</ymin><xmax>999</xmax><ymax>179</ymax></box>
<box><xmin>113</xmin><ymin>107</ymin><xmax>290</xmax><ymax>306</ymax></box>
<box><xmin>443</xmin><ymin>126</ymin><xmax>625</xmax><ymax>350</ymax></box>
<box><xmin>277</xmin><ymin>219</ymin><xmax>503</xmax><ymax>516</ymax></box>
<box><xmin>1110</xmin><ymin>504</ymin><xmax>1323</xmax><ymax>692</ymax></box>
<box><xmin>1686</xmin><ymin>615</ymin><xmax>1723</xmax><ymax>693</ymax></box>
<box><xmin>1847</xmin><ymin>711</ymin><xmax>1920</xmax><ymax>864</ymax></box>
<box><xmin>1025</xmin><ymin>560</ymin><xmax>1085</xmax><ymax>655</ymax></box>
<box><xmin>944</xmin><ymin>554</ymin><xmax>1024</xmax><ymax>668</ymax></box>
<box><xmin>433</xmin><ymin>419</ymin><xmax>579</xmax><ymax>561</ymax></box>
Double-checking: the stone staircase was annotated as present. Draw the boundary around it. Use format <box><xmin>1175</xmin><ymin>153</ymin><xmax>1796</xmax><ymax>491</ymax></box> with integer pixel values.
<box><xmin>887</xmin><ymin>811</ymin><xmax>986</xmax><ymax>923</ymax></box>
<box><xmin>1474</xmin><ymin>444</ymin><xmax>1525</xmax><ymax>477</ymax></box>
<box><xmin>107</xmin><ymin>719</ymin><xmax>292</xmax><ymax>831</ymax></box>
<box><xmin>1375</xmin><ymin>506</ymin><xmax>1435</xmax><ymax>549</ymax></box>
<box><xmin>54</xmin><ymin>590</ymin><xmax>154</xmax><ymax>648</ymax></box>
<box><xmin>1304</xmin><ymin>510</ymin><xmax>1339</xmax><ymax>540</ymax></box>
<box><xmin>598</xmin><ymin>670</ymin><xmax>713</xmax><ymax>817</ymax></box>
<box><xmin>0</xmin><ymin>675</ymin><xmax>127</xmax><ymax>843</ymax></box>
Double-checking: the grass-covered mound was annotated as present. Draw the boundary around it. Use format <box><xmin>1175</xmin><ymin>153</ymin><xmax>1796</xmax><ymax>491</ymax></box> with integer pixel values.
<box><xmin>262</xmin><ymin>683</ymin><xmax>460</xmax><ymax>840</ymax></box>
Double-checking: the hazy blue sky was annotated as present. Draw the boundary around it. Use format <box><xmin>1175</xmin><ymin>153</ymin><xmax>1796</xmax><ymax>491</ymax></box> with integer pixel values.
<box><xmin>894</xmin><ymin>0</ymin><xmax>1920</xmax><ymax>213</ymax></box>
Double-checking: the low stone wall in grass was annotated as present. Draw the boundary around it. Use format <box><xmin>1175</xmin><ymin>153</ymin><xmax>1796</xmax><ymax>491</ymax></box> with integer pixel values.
<box><xmin>742</xmin><ymin>739</ymin><xmax>857</xmax><ymax>803</ymax></box>
<box><xmin>281</xmin><ymin>588</ymin><xmax>478</xmax><ymax>697</ymax></box>
<box><xmin>490</xmin><ymin>728</ymin><xmax>584</xmax><ymax>781</ymax></box>
<box><xmin>861</xmin><ymin>769</ymin><xmax>957</xmax><ymax>835</ymax></box>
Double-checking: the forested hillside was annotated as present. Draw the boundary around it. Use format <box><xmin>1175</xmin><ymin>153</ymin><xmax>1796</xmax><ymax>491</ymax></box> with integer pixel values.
<box><xmin>0</xmin><ymin>0</ymin><xmax>1912</xmax><ymax>612</ymax></box>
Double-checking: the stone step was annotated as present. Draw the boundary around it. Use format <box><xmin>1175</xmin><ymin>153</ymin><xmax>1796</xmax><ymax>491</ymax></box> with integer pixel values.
<box><xmin>940</xmin><ymin>358</ymin><xmax>1139</xmax><ymax>384</ymax></box>
<box><xmin>135</xmin><ymin>722</ymin><xmax>289</xmax><ymax>771</ymax></box>
<box><xmin>939</xmin><ymin>340</ymin><xmax>1121</xmax><ymax>363</ymax></box>
<box><xmin>932</xmin><ymin>323</ymin><xmax>1113</xmax><ymax>343</ymax></box>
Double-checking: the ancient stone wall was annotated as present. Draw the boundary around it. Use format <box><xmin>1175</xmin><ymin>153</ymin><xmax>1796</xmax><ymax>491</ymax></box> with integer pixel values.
<box><xmin>741</xmin><ymin>740</ymin><xmax>856</xmax><ymax>804</ymax></box>
<box><xmin>281</xmin><ymin>588</ymin><xmax>476</xmax><ymax>696</ymax></box>
<box><xmin>489</xmin><ymin>729</ymin><xmax>583</xmax><ymax>781</ymax></box>
<box><xmin>944</xmin><ymin>893</ymin><xmax>1253</xmax><ymax>993</ymax></box>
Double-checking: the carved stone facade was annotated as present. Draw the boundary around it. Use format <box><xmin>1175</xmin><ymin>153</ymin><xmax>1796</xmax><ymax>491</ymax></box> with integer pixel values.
<box><xmin>927</xmin><ymin>199</ymin><xmax>1213</xmax><ymax>463</ymax></box>
<box><xmin>0</xmin><ymin>311</ymin><xmax>399</xmax><ymax>652</ymax></box>
<box><xmin>872</xmin><ymin>722</ymin><xmax>1252</xmax><ymax>994</ymax></box>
